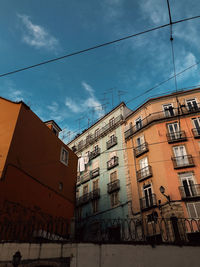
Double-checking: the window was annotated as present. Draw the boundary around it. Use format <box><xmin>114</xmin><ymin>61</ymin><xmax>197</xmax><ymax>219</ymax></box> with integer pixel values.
<box><xmin>167</xmin><ymin>122</ymin><xmax>180</xmax><ymax>139</ymax></box>
<box><xmin>92</xmin><ymin>199</ymin><xmax>98</xmax><ymax>213</ymax></box>
<box><xmin>83</xmin><ymin>185</ymin><xmax>88</xmax><ymax>195</ymax></box>
<box><xmin>135</xmin><ymin>117</ymin><xmax>142</xmax><ymax>130</ymax></box>
<box><xmin>143</xmin><ymin>184</ymin><xmax>154</xmax><ymax>208</ymax></box>
<box><xmin>95</xmin><ymin>128</ymin><xmax>100</xmax><ymax>138</ymax></box>
<box><xmin>187</xmin><ymin>202</ymin><xmax>200</xmax><ymax>218</ymax></box>
<box><xmin>163</xmin><ymin>104</ymin><xmax>174</xmax><ymax>117</ymax></box>
<box><xmin>186</xmin><ymin>99</ymin><xmax>198</xmax><ymax>111</ymax></box>
<box><xmin>192</xmin><ymin>118</ymin><xmax>200</xmax><ymax>134</ymax></box>
<box><xmin>109</xmin><ymin>117</ymin><xmax>115</xmax><ymax>127</ymax></box>
<box><xmin>60</xmin><ymin>147</ymin><xmax>69</xmax><ymax>166</ymax></box>
<box><xmin>173</xmin><ymin>145</ymin><xmax>188</xmax><ymax>165</ymax></box>
<box><xmin>94</xmin><ymin>145</ymin><xmax>99</xmax><ymax>152</ymax></box>
<box><xmin>110</xmin><ymin>134</ymin><xmax>115</xmax><ymax>142</ymax></box>
<box><xmin>59</xmin><ymin>182</ymin><xmax>63</xmax><ymax>191</ymax></box>
<box><xmin>139</xmin><ymin>157</ymin><xmax>150</xmax><ymax>177</ymax></box>
<box><xmin>110</xmin><ymin>171</ymin><xmax>117</xmax><ymax>182</ymax></box>
<box><xmin>110</xmin><ymin>192</ymin><xmax>119</xmax><ymax>207</ymax></box>
<box><xmin>93</xmin><ymin>179</ymin><xmax>99</xmax><ymax>190</ymax></box>
<box><xmin>179</xmin><ymin>172</ymin><xmax>196</xmax><ymax>197</ymax></box>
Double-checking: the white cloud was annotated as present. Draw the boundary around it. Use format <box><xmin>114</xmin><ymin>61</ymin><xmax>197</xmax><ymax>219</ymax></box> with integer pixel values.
<box><xmin>47</xmin><ymin>101</ymin><xmax>59</xmax><ymax>112</ymax></box>
<box><xmin>65</xmin><ymin>82</ymin><xmax>104</xmax><ymax>118</ymax></box>
<box><xmin>17</xmin><ymin>14</ymin><xmax>60</xmax><ymax>51</ymax></box>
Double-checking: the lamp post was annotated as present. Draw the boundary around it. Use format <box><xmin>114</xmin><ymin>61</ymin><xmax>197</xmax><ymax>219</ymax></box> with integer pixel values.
<box><xmin>159</xmin><ymin>186</ymin><xmax>170</xmax><ymax>202</ymax></box>
<box><xmin>12</xmin><ymin>251</ymin><xmax>22</xmax><ymax>267</ymax></box>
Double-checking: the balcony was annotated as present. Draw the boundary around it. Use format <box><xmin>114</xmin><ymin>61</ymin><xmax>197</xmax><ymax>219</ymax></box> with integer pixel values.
<box><xmin>76</xmin><ymin>193</ymin><xmax>90</xmax><ymax>206</ymax></box>
<box><xmin>107</xmin><ymin>136</ymin><xmax>118</xmax><ymax>150</ymax></box>
<box><xmin>192</xmin><ymin>128</ymin><xmax>200</xmax><ymax>138</ymax></box>
<box><xmin>90</xmin><ymin>167</ymin><xmax>100</xmax><ymax>179</ymax></box>
<box><xmin>89</xmin><ymin>147</ymin><xmax>101</xmax><ymax>160</ymax></box>
<box><xmin>166</xmin><ymin>131</ymin><xmax>187</xmax><ymax>143</ymax></box>
<box><xmin>179</xmin><ymin>184</ymin><xmax>200</xmax><ymax>200</ymax></box>
<box><xmin>90</xmin><ymin>188</ymin><xmax>100</xmax><ymax>200</ymax></box>
<box><xmin>171</xmin><ymin>155</ymin><xmax>195</xmax><ymax>169</ymax></box>
<box><xmin>107</xmin><ymin>156</ymin><xmax>119</xmax><ymax>170</ymax></box>
<box><xmin>81</xmin><ymin>171</ymin><xmax>91</xmax><ymax>184</ymax></box>
<box><xmin>76</xmin><ymin>115</ymin><xmax>123</xmax><ymax>152</ymax></box>
<box><xmin>107</xmin><ymin>179</ymin><xmax>120</xmax><ymax>194</ymax></box>
<box><xmin>76</xmin><ymin>176</ymin><xmax>81</xmax><ymax>186</ymax></box>
<box><xmin>134</xmin><ymin>142</ymin><xmax>149</xmax><ymax>157</ymax></box>
<box><xmin>136</xmin><ymin>166</ymin><xmax>152</xmax><ymax>182</ymax></box>
<box><xmin>124</xmin><ymin>127</ymin><xmax>134</xmax><ymax>140</ymax></box>
<box><xmin>140</xmin><ymin>194</ymin><xmax>157</xmax><ymax>211</ymax></box>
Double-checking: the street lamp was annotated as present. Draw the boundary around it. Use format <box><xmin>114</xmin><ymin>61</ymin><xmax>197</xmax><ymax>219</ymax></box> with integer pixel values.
<box><xmin>159</xmin><ymin>186</ymin><xmax>170</xmax><ymax>202</ymax></box>
<box><xmin>12</xmin><ymin>251</ymin><xmax>22</xmax><ymax>267</ymax></box>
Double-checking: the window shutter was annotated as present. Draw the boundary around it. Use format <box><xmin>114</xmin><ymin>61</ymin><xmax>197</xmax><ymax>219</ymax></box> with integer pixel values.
<box><xmin>187</xmin><ymin>203</ymin><xmax>197</xmax><ymax>218</ymax></box>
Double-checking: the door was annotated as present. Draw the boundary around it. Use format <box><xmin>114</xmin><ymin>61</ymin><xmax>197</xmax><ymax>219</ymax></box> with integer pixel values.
<box><xmin>179</xmin><ymin>173</ymin><xmax>196</xmax><ymax>197</ymax></box>
<box><xmin>168</xmin><ymin>122</ymin><xmax>180</xmax><ymax>140</ymax></box>
<box><xmin>192</xmin><ymin>118</ymin><xmax>200</xmax><ymax>135</ymax></box>
<box><xmin>163</xmin><ymin>104</ymin><xmax>174</xmax><ymax>117</ymax></box>
<box><xmin>173</xmin><ymin>145</ymin><xmax>188</xmax><ymax>166</ymax></box>
<box><xmin>143</xmin><ymin>185</ymin><xmax>153</xmax><ymax>208</ymax></box>
<box><xmin>187</xmin><ymin>99</ymin><xmax>198</xmax><ymax>111</ymax></box>
<box><xmin>136</xmin><ymin>136</ymin><xmax>144</xmax><ymax>151</ymax></box>
<box><xmin>139</xmin><ymin>157</ymin><xmax>149</xmax><ymax>177</ymax></box>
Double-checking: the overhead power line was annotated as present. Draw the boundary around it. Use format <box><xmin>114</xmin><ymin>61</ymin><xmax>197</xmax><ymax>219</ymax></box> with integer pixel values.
<box><xmin>0</xmin><ymin>15</ymin><xmax>200</xmax><ymax>78</ymax></box>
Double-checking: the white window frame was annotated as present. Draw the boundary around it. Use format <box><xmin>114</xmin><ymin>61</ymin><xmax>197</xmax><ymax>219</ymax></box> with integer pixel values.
<box><xmin>135</xmin><ymin>117</ymin><xmax>142</xmax><ymax>130</ymax></box>
<box><xmin>186</xmin><ymin>98</ymin><xmax>198</xmax><ymax>111</ymax></box>
<box><xmin>60</xmin><ymin>147</ymin><xmax>69</xmax><ymax>166</ymax></box>
<box><xmin>187</xmin><ymin>202</ymin><xmax>200</xmax><ymax>218</ymax></box>
<box><xmin>162</xmin><ymin>103</ymin><xmax>174</xmax><ymax>117</ymax></box>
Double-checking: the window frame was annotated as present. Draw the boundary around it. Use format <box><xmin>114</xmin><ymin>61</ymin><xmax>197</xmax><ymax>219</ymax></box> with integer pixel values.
<box><xmin>60</xmin><ymin>147</ymin><xmax>69</xmax><ymax>166</ymax></box>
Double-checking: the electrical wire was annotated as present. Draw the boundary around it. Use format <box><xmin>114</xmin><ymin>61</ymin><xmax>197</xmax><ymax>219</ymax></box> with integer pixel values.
<box><xmin>0</xmin><ymin>15</ymin><xmax>200</xmax><ymax>78</ymax></box>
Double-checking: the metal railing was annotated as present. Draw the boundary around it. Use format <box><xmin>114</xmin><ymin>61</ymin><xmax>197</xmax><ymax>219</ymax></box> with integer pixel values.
<box><xmin>91</xmin><ymin>167</ymin><xmax>100</xmax><ymax>179</ymax></box>
<box><xmin>179</xmin><ymin>184</ymin><xmax>200</xmax><ymax>199</ymax></box>
<box><xmin>171</xmin><ymin>155</ymin><xmax>194</xmax><ymax>169</ymax></box>
<box><xmin>106</xmin><ymin>136</ymin><xmax>118</xmax><ymax>150</ymax></box>
<box><xmin>89</xmin><ymin>147</ymin><xmax>101</xmax><ymax>160</ymax></box>
<box><xmin>76</xmin><ymin>115</ymin><xmax>123</xmax><ymax>151</ymax></box>
<box><xmin>77</xmin><ymin>193</ymin><xmax>91</xmax><ymax>206</ymax></box>
<box><xmin>140</xmin><ymin>194</ymin><xmax>157</xmax><ymax>210</ymax></box>
<box><xmin>192</xmin><ymin>128</ymin><xmax>200</xmax><ymax>138</ymax></box>
<box><xmin>134</xmin><ymin>142</ymin><xmax>149</xmax><ymax>157</ymax></box>
<box><xmin>136</xmin><ymin>165</ymin><xmax>152</xmax><ymax>182</ymax></box>
<box><xmin>81</xmin><ymin>171</ymin><xmax>91</xmax><ymax>183</ymax></box>
<box><xmin>90</xmin><ymin>188</ymin><xmax>100</xmax><ymax>200</ymax></box>
<box><xmin>1</xmin><ymin>217</ymin><xmax>200</xmax><ymax>244</ymax></box>
<box><xmin>166</xmin><ymin>131</ymin><xmax>187</xmax><ymax>143</ymax></box>
<box><xmin>124</xmin><ymin>105</ymin><xmax>200</xmax><ymax>140</ymax></box>
<box><xmin>75</xmin><ymin>217</ymin><xmax>200</xmax><ymax>244</ymax></box>
<box><xmin>107</xmin><ymin>156</ymin><xmax>119</xmax><ymax>170</ymax></box>
<box><xmin>107</xmin><ymin>179</ymin><xmax>120</xmax><ymax>193</ymax></box>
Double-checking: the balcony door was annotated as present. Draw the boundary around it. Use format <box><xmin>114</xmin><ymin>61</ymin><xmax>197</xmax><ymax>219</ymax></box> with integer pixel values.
<box><xmin>168</xmin><ymin>122</ymin><xmax>180</xmax><ymax>140</ymax></box>
<box><xmin>186</xmin><ymin>99</ymin><xmax>198</xmax><ymax>111</ymax></box>
<box><xmin>143</xmin><ymin>184</ymin><xmax>153</xmax><ymax>208</ymax></box>
<box><xmin>173</xmin><ymin>145</ymin><xmax>188</xmax><ymax>166</ymax></box>
<box><xmin>192</xmin><ymin>118</ymin><xmax>200</xmax><ymax>134</ymax></box>
<box><xmin>179</xmin><ymin>173</ymin><xmax>196</xmax><ymax>197</ymax></box>
<box><xmin>163</xmin><ymin>104</ymin><xmax>174</xmax><ymax>117</ymax></box>
<box><xmin>139</xmin><ymin>157</ymin><xmax>149</xmax><ymax>177</ymax></box>
<box><xmin>136</xmin><ymin>136</ymin><xmax>144</xmax><ymax>150</ymax></box>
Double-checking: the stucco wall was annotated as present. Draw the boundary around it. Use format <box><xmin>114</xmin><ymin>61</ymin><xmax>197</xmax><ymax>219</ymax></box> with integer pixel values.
<box><xmin>1</xmin><ymin>243</ymin><xmax>200</xmax><ymax>267</ymax></box>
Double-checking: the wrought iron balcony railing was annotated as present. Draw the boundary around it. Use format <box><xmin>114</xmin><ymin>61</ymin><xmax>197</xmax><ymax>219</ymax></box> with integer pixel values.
<box><xmin>192</xmin><ymin>128</ymin><xmax>200</xmax><ymax>138</ymax></box>
<box><xmin>124</xmin><ymin>104</ymin><xmax>200</xmax><ymax>140</ymax></box>
<box><xmin>90</xmin><ymin>167</ymin><xmax>100</xmax><ymax>179</ymax></box>
<box><xmin>166</xmin><ymin>131</ymin><xmax>187</xmax><ymax>143</ymax></box>
<box><xmin>107</xmin><ymin>179</ymin><xmax>120</xmax><ymax>193</ymax></box>
<box><xmin>179</xmin><ymin>184</ymin><xmax>200</xmax><ymax>199</ymax></box>
<box><xmin>77</xmin><ymin>193</ymin><xmax>91</xmax><ymax>206</ymax></box>
<box><xmin>90</xmin><ymin>188</ymin><xmax>100</xmax><ymax>200</ymax></box>
<box><xmin>106</xmin><ymin>136</ymin><xmax>118</xmax><ymax>150</ymax></box>
<box><xmin>134</xmin><ymin>142</ymin><xmax>149</xmax><ymax>157</ymax></box>
<box><xmin>107</xmin><ymin>156</ymin><xmax>119</xmax><ymax>170</ymax></box>
<box><xmin>140</xmin><ymin>193</ymin><xmax>157</xmax><ymax>210</ymax></box>
<box><xmin>81</xmin><ymin>171</ymin><xmax>91</xmax><ymax>183</ymax></box>
<box><xmin>171</xmin><ymin>155</ymin><xmax>194</xmax><ymax>169</ymax></box>
<box><xmin>89</xmin><ymin>147</ymin><xmax>101</xmax><ymax>160</ymax></box>
<box><xmin>75</xmin><ymin>115</ymin><xmax>123</xmax><ymax>152</ymax></box>
<box><xmin>136</xmin><ymin>165</ymin><xmax>152</xmax><ymax>182</ymax></box>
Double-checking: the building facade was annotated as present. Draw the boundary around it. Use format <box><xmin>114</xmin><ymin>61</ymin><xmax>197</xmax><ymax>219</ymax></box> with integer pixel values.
<box><xmin>0</xmin><ymin>97</ymin><xmax>78</xmax><ymax>228</ymax></box>
<box><xmin>124</xmin><ymin>88</ymin><xmax>200</xmax><ymax>222</ymax></box>
<box><xmin>68</xmin><ymin>102</ymin><xmax>132</xmax><ymax>221</ymax></box>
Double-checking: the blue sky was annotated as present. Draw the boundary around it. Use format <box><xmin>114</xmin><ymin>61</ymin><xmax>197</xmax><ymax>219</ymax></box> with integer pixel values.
<box><xmin>0</xmin><ymin>0</ymin><xmax>200</xmax><ymax>142</ymax></box>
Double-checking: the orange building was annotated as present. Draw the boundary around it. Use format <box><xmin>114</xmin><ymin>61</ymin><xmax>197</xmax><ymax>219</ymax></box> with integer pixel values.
<box><xmin>0</xmin><ymin>97</ymin><xmax>78</xmax><ymax>225</ymax></box>
<box><xmin>124</xmin><ymin>88</ymin><xmax>200</xmax><ymax>222</ymax></box>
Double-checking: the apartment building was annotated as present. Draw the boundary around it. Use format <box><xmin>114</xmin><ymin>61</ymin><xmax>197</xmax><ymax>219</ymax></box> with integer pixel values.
<box><xmin>68</xmin><ymin>102</ymin><xmax>132</xmax><ymax>221</ymax></box>
<box><xmin>124</xmin><ymin>88</ymin><xmax>200</xmax><ymax>222</ymax></box>
<box><xmin>0</xmin><ymin>97</ymin><xmax>78</xmax><ymax>227</ymax></box>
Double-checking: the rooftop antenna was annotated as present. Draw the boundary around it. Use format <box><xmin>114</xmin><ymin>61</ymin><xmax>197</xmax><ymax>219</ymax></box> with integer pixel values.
<box><xmin>107</xmin><ymin>87</ymin><xmax>116</xmax><ymax>108</ymax></box>
<box><xmin>118</xmin><ymin>90</ymin><xmax>127</xmax><ymax>103</ymax></box>
<box><xmin>75</xmin><ymin>116</ymin><xmax>84</xmax><ymax>133</ymax></box>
